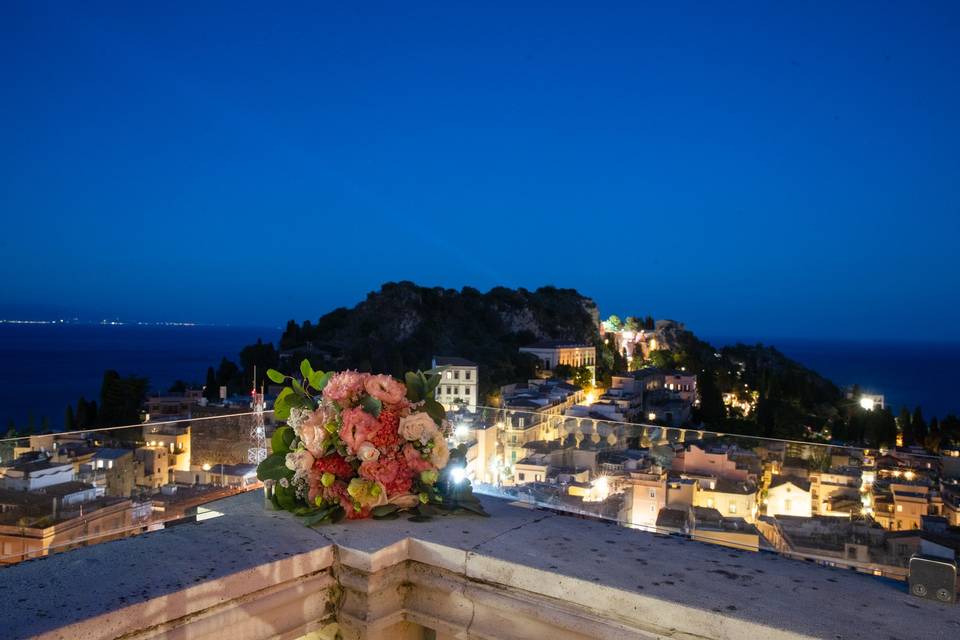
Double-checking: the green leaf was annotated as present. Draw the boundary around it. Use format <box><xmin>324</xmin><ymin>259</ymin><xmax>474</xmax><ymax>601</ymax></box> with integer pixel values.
<box><xmin>302</xmin><ymin>505</ymin><xmax>337</xmax><ymax>526</ymax></box>
<box><xmin>274</xmin><ymin>482</ymin><xmax>298</xmax><ymax>511</ymax></box>
<box><xmin>274</xmin><ymin>387</ymin><xmax>294</xmax><ymax>421</ymax></box>
<box><xmin>405</xmin><ymin>372</ymin><xmax>423</xmax><ymax>403</ymax></box>
<box><xmin>300</xmin><ymin>359</ymin><xmax>314</xmax><ymax>380</ymax></box>
<box><xmin>329</xmin><ymin>506</ymin><xmax>346</xmax><ymax>524</ymax></box>
<box><xmin>425</xmin><ymin>373</ymin><xmax>441</xmax><ymax>394</ymax></box>
<box><xmin>417</xmin><ymin>503</ymin><xmax>441</xmax><ymax>517</ymax></box>
<box><xmin>309</xmin><ymin>371</ymin><xmax>331</xmax><ymax>391</ymax></box>
<box><xmin>256</xmin><ymin>453</ymin><xmax>292</xmax><ymax>481</ymax></box>
<box><xmin>424</xmin><ymin>398</ymin><xmax>446</xmax><ymax>424</ymax></box>
<box><xmin>291</xmin><ymin>379</ymin><xmax>307</xmax><ymax>397</ymax></box>
<box><xmin>267</xmin><ymin>369</ymin><xmax>286</xmax><ymax>384</ymax></box>
<box><xmin>271</xmin><ymin>426</ymin><xmax>295</xmax><ymax>455</ymax></box>
<box><xmin>360</xmin><ymin>395</ymin><xmax>382</xmax><ymax>418</ymax></box>
<box><xmin>371</xmin><ymin>504</ymin><xmax>399</xmax><ymax>517</ymax></box>
<box><xmin>372</xmin><ymin>511</ymin><xmax>400</xmax><ymax>520</ymax></box>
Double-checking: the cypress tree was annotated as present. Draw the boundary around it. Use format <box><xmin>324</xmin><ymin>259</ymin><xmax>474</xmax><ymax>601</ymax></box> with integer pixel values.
<box><xmin>64</xmin><ymin>405</ymin><xmax>75</xmax><ymax>430</ymax></box>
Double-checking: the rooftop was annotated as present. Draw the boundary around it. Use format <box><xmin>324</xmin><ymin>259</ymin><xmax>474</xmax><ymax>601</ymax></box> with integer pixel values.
<box><xmin>2</xmin><ymin>491</ymin><xmax>958</xmax><ymax>639</ymax></box>
<box><xmin>520</xmin><ymin>340</ymin><xmax>594</xmax><ymax>349</ymax></box>
<box><xmin>432</xmin><ymin>355</ymin><xmax>478</xmax><ymax>367</ymax></box>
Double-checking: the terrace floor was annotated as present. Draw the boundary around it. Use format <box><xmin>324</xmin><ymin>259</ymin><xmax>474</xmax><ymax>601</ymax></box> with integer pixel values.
<box><xmin>1</xmin><ymin>490</ymin><xmax>957</xmax><ymax>639</ymax></box>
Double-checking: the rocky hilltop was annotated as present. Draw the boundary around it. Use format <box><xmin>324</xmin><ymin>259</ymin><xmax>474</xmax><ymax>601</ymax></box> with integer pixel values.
<box><xmin>278</xmin><ymin>282</ymin><xmax>601</xmax><ymax>399</ymax></box>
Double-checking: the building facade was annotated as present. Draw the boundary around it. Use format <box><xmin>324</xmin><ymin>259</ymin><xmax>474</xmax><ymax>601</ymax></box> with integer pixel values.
<box><xmin>432</xmin><ymin>356</ymin><xmax>479</xmax><ymax>411</ymax></box>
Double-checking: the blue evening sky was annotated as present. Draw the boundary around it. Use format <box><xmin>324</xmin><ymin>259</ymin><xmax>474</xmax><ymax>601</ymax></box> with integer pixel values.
<box><xmin>1</xmin><ymin>1</ymin><xmax>958</xmax><ymax>341</ymax></box>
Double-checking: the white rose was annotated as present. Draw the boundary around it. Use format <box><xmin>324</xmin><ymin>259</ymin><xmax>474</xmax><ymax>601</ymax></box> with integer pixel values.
<box><xmin>285</xmin><ymin>449</ymin><xmax>315</xmax><ymax>473</ymax></box>
<box><xmin>388</xmin><ymin>493</ymin><xmax>421</xmax><ymax>509</ymax></box>
<box><xmin>357</xmin><ymin>442</ymin><xmax>381</xmax><ymax>463</ymax></box>
<box><xmin>399</xmin><ymin>412</ymin><xmax>438</xmax><ymax>443</ymax></box>
<box><xmin>430</xmin><ymin>437</ymin><xmax>450</xmax><ymax>469</ymax></box>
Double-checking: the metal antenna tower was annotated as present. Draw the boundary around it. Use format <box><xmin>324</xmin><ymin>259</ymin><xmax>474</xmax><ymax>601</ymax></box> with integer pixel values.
<box><xmin>248</xmin><ymin>365</ymin><xmax>267</xmax><ymax>464</ymax></box>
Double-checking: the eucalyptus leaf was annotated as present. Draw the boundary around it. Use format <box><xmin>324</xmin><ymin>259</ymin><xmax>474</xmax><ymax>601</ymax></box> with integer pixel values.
<box><xmin>360</xmin><ymin>395</ymin><xmax>382</xmax><ymax>418</ymax></box>
<box><xmin>257</xmin><ymin>453</ymin><xmax>293</xmax><ymax>481</ymax></box>
<box><xmin>310</xmin><ymin>371</ymin><xmax>332</xmax><ymax>391</ymax></box>
<box><xmin>424</xmin><ymin>398</ymin><xmax>446</xmax><ymax>424</ymax></box>
<box><xmin>291</xmin><ymin>379</ymin><xmax>307</xmax><ymax>397</ymax></box>
<box><xmin>271</xmin><ymin>426</ymin><xmax>294</xmax><ymax>455</ymax></box>
<box><xmin>371</xmin><ymin>504</ymin><xmax>399</xmax><ymax>517</ymax></box>
<box><xmin>405</xmin><ymin>372</ymin><xmax>423</xmax><ymax>403</ymax></box>
<box><xmin>300</xmin><ymin>359</ymin><xmax>313</xmax><ymax>380</ymax></box>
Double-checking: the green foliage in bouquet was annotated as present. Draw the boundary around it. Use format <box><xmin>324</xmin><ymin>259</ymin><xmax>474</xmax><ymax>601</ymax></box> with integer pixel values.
<box><xmin>257</xmin><ymin>360</ymin><xmax>489</xmax><ymax>526</ymax></box>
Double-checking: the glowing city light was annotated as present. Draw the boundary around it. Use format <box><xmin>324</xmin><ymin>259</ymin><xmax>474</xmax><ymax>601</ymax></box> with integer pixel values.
<box><xmin>202</xmin><ymin>463</ymin><xmax>211</xmax><ymax>471</ymax></box>
<box><xmin>450</xmin><ymin>466</ymin><xmax>467</xmax><ymax>484</ymax></box>
<box><xmin>454</xmin><ymin>424</ymin><xmax>469</xmax><ymax>438</ymax></box>
<box><xmin>859</xmin><ymin>397</ymin><xmax>875</xmax><ymax>411</ymax></box>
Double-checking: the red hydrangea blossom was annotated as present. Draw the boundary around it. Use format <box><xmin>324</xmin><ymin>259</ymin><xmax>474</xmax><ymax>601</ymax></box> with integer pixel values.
<box><xmin>313</xmin><ymin>453</ymin><xmax>354</xmax><ymax>479</ymax></box>
<box><xmin>368</xmin><ymin>407</ymin><xmax>403</xmax><ymax>450</ymax></box>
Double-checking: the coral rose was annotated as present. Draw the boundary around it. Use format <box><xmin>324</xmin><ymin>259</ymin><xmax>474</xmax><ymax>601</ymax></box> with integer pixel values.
<box><xmin>339</xmin><ymin>407</ymin><xmax>380</xmax><ymax>454</ymax></box>
<box><xmin>364</xmin><ymin>374</ymin><xmax>407</xmax><ymax>405</ymax></box>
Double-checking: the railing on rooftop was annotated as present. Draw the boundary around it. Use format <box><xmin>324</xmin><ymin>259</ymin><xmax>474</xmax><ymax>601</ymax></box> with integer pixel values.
<box><xmin>0</xmin><ymin>410</ymin><xmax>272</xmax><ymax>564</ymax></box>
<box><xmin>0</xmin><ymin>401</ymin><xmax>955</xmax><ymax>580</ymax></box>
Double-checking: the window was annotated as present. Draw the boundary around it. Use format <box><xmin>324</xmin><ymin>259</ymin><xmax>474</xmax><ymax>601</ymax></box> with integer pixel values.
<box><xmin>706</xmin><ymin>498</ymin><xmax>714</xmax><ymax>508</ymax></box>
<box><xmin>518</xmin><ymin>473</ymin><xmax>525</xmax><ymax>481</ymax></box>
<box><xmin>454</xmin><ymin>371</ymin><xmax>460</xmax><ymax>380</ymax></box>
<box><xmin>518</xmin><ymin>417</ymin><xmax>525</xmax><ymax>427</ymax></box>
<box><xmin>446</xmin><ymin>371</ymin><xmax>452</xmax><ymax>379</ymax></box>
<box><xmin>649</xmin><ymin>504</ymin><xmax>656</xmax><ymax>512</ymax></box>
<box><xmin>785</xmin><ymin>499</ymin><xmax>792</xmax><ymax>512</ymax></box>
<box><xmin>465</xmin><ymin>371</ymin><xmax>471</xmax><ymax>380</ymax></box>
<box><xmin>896</xmin><ymin>504</ymin><xmax>903</xmax><ymax>512</ymax></box>
<box><xmin>648</xmin><ymin>488</ymin><xmax>656</xmax><ymax>498</ymax></box>
<box><xmin>728</xmin><ymin>503</ymin><xmax>737</xmax><ymax>514</ymax></box>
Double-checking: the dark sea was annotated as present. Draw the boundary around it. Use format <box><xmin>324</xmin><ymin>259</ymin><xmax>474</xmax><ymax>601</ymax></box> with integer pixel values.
<box><xmin>1</xmin><ymin>325</ymin><xmax>957</xmax><ymax>429</ymax></box>
<box><xmin>708</xmin><ymin>336</ymin><xmax>960</xmax><ymax>420</ymax></box>
<box><xmin>0</xmin><ymin>323</ymin><xmax>279</xmax><ymax>428</ymax></box>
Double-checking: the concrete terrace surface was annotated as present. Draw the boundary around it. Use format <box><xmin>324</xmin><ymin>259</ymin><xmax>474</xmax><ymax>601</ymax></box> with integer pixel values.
<box><xmin>0</xmin><ymin>491</ymin><xmax>956</xmax><ymax>640</ymax></box>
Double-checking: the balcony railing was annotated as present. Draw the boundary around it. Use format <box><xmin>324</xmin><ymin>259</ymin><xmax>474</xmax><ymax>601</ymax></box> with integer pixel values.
<box><xmin>2</xmin><ymin>402</ymin><xmax>958</xmax><ymax>581</ymax></box>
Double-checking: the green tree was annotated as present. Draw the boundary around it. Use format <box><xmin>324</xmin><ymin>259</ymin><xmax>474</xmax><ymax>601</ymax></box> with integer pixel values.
<box><xmin>897</xmin><ymin>406</ymin><xmax>912</xmax><ymax>446</ymax></box>
<box><xmin>696</xmin><ymin>371</ymin><xmax>725</xmax><ymax>426</ymax></box>
<box><xmin>605</xmin><ymin>315</ymin><xmax>623</xmax><ymax>331</ymax></box>
<box><xmin>240</xmin><ymin>338</ymin><xmax>279</xmax><ymax>387</ymax></box>
<box><xmin>553</xmin><ymin>363</ymin><xmax>574</xmax><ymax>380</ymax></box>
<box><xmin>925</xmin><ymin>417</ymin><xmax>942</xmax><ymax>453</ymax></box>
<box><xmin>911</xmin><ymin>406</ymin><xmax>927</xmax><ymax>446</ymax></box>
<box><xmin>643</xmin><ymin>316</ymin><xmax>655</xmax><ymax>330</ymax></box>
<box><xmin>64</xmin><ymin>405</ymin><xmax>75</xmax><ymax>430</ymax></box>
<box><xmin>624</xmin><ymin>316</ymin><xmax>641</xmax><ymax>332</ymax></box>
<box><xmin>571</xmin><ymin>366</ymin><xmax>593</xmax><ymax>389</ymax></box>
<box><xmin>203</xmin><ymin>366</ymin><xmax>219</xmax><ymax>402</ymax></box>
<box><xmin>648</xmin><ymin>349</ymin><xmax>673</xmax><ymax>369</ymax></box>
<box><xmin>99</xmin><ymin>370</ymin><xmax>148</xmax><ymax>428</ymax></box>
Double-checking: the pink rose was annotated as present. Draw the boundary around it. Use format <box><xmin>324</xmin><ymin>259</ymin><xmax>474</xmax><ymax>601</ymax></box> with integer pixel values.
<box><xmin>364</xmin><ymin>374</ymin><xmax>407</xmax><ymax>405</ymax></box>
<box><xmin>339</xmin><ymin>407</ymin><xmax>380</xmax><ymax>454</ymax></box>
<box><xmin>402</xmin><ymin>443</ymin><xmax>435</xmax><ymax>474</ymax></box>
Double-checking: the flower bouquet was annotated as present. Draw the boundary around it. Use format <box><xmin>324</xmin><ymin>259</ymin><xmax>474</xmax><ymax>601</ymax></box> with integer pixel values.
<box><xmin>257</xmin><ymin>360</ymin><xmax>489</xmax><ymax>525</ymax></box>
